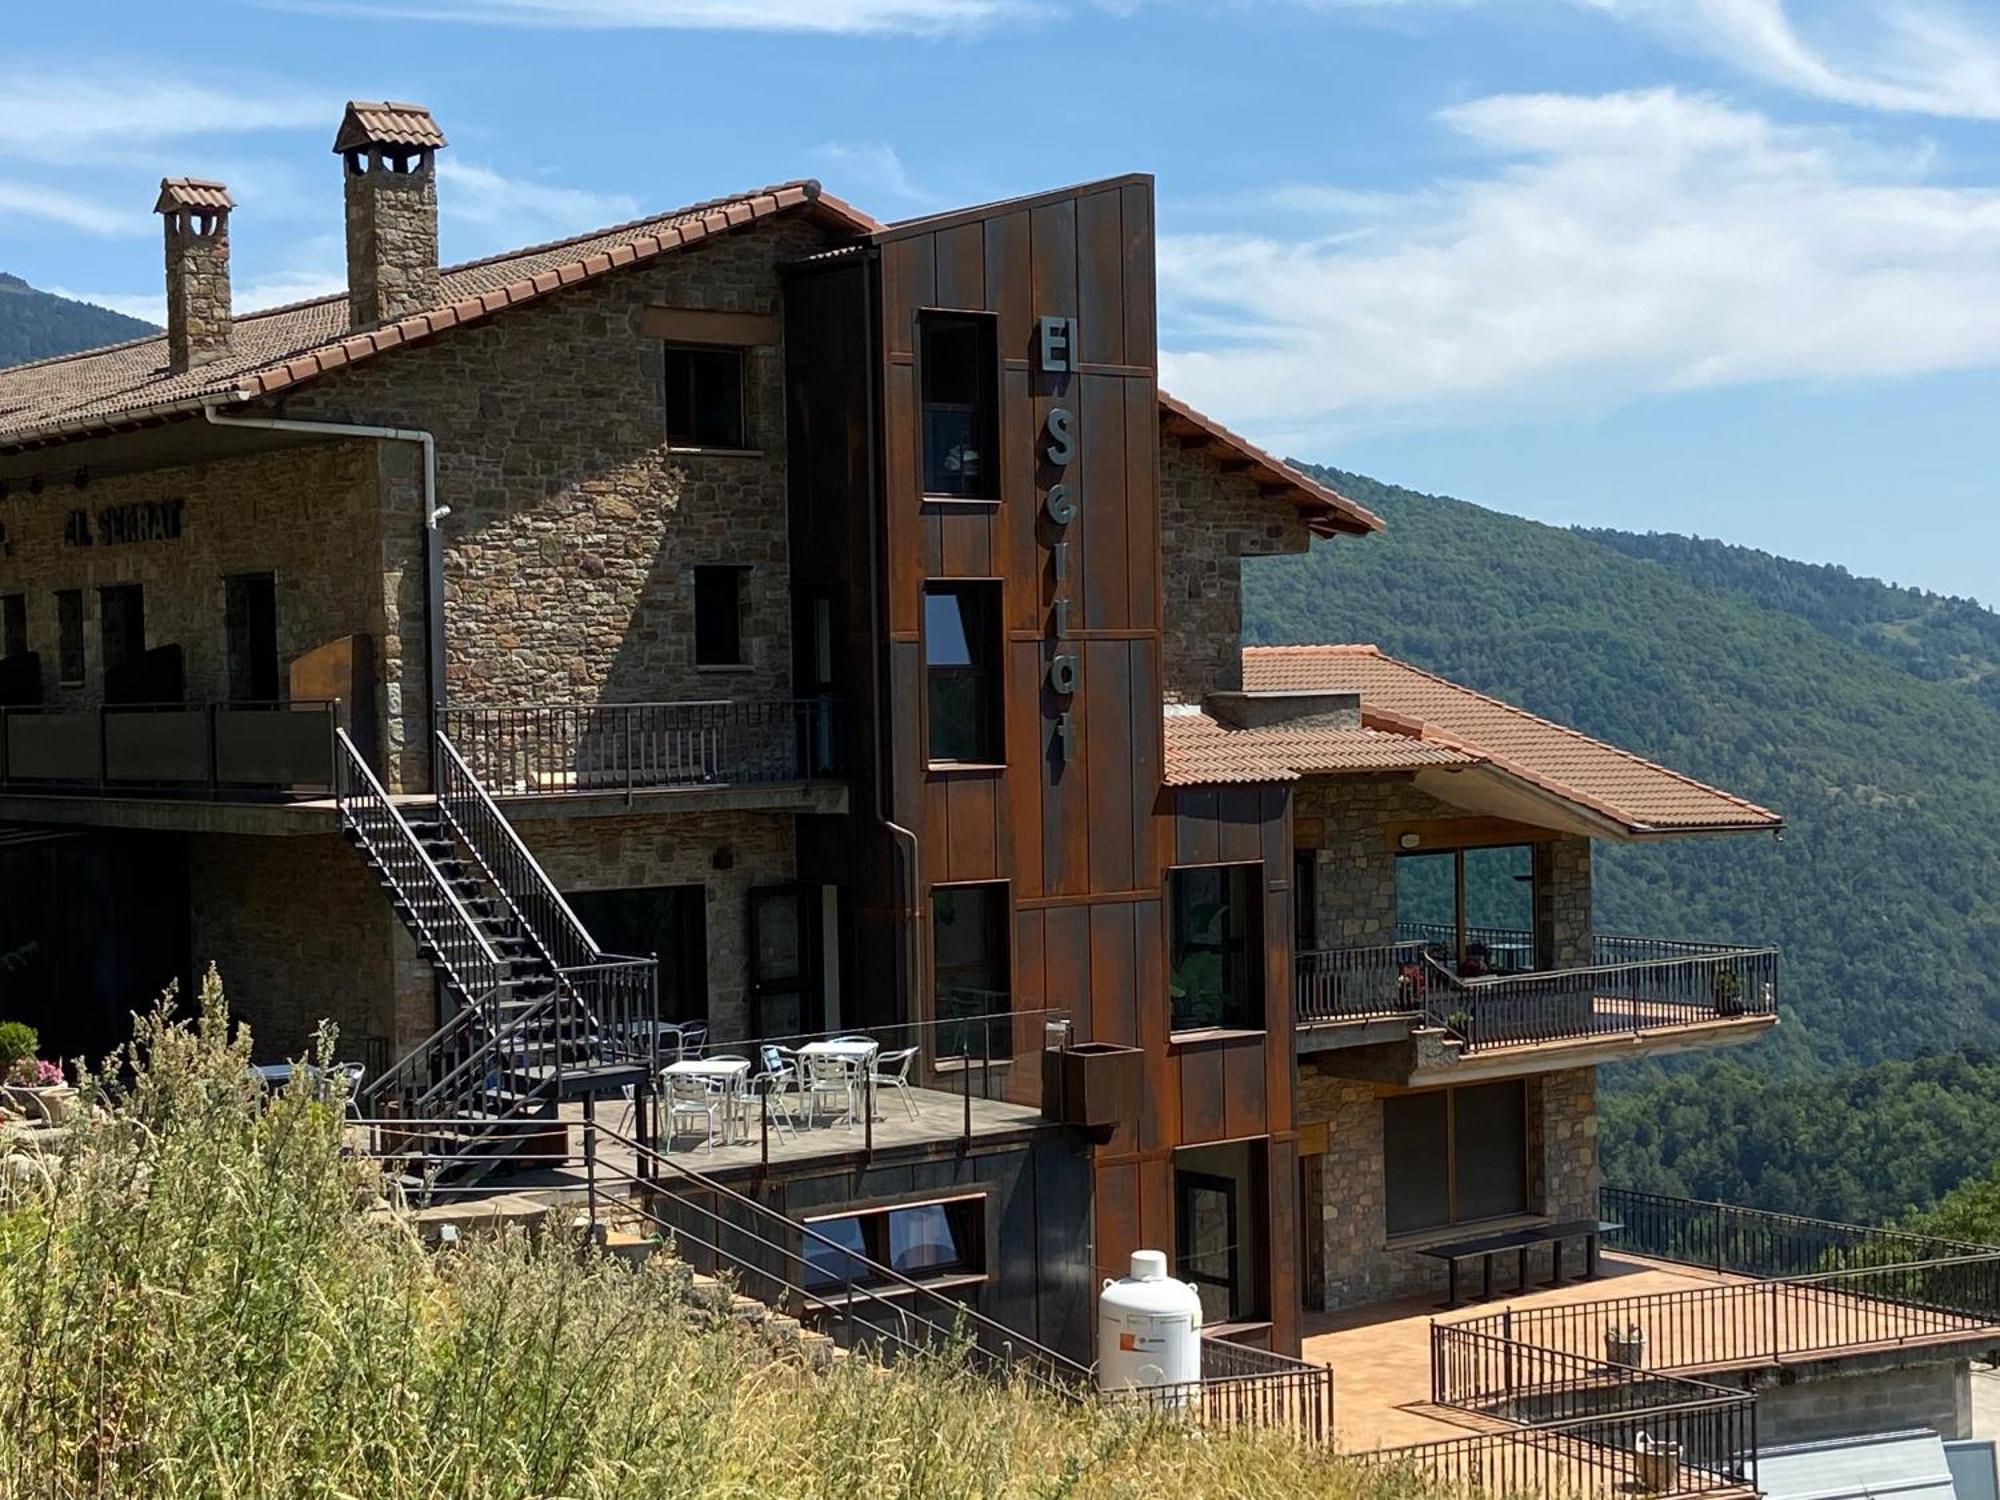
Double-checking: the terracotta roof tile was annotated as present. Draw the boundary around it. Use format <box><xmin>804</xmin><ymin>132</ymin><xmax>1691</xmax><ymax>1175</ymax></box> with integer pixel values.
<box><xmin>333</xmin><ymin>101</ymin><xmax>448</xmax><ymax>154</ymax></box>
<box><xmin>154</xmin><ymin>178</ymin><xmax>234</xmax><ymax>213</ymax></box>
<box><xmin>1162</xmin><ymin>706</ymin><xmax>1476</xmax><ymax>787</ymax></box>
<box><xmin>1158</xmin><ymin>392</ymin><xmax>1382</xmax><ymax>539</ymax></box>
<box><xmin>1242</xmin><ymin>645</ymin><xmax>1781</xmax><ymax>833</ymax></box>
<box><xmin>0</xmin><ymin>180</ymin><xmax>875</xmax><ymax>453</ymax></box>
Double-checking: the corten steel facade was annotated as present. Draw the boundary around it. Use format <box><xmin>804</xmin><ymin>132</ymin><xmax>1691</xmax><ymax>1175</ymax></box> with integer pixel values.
<box><xmin>0</xmin><ymin>103</ymin><xmax>1796</xmax><ymax>1373</ymax></box>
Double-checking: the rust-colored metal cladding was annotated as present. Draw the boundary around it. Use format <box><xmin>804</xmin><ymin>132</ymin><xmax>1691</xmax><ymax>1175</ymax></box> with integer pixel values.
<box><xmin>333</xmin><ymin>100</ymin><xmax>449</xmax><ymax>154</ymax></box>
<box><xmin>153</xmin><ymin>178</ymin><xmax>234</xmax><ymax>214</ymax></box>
<box><xmin>1244</xmin><ymin>644</ymin><xmax>1783</xmax><ymax>833</ymax></box>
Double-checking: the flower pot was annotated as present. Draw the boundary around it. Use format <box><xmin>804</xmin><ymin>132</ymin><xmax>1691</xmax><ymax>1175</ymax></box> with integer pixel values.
<box><xmin>2</xmin><ymin>1084</ymin><xmax>74</xmax><ymax>1126</ymax></box>
<box><xmin>1605</xmin><ymin>1325</ymin><xmax>1648</xmax><ymax>1368</ymax></box>
<box><xmin>1040</xmin><ymin>1042</ymin><xmax>1143</xmax><ymax>1129</ymax></box>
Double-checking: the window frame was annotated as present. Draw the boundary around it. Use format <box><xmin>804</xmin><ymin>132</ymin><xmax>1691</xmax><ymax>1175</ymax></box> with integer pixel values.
<box><xmin>0</xmin><ymin>594</ymin><xmax>25</xmax><ymax>660</ymax></box>
<box><xmin>931</xmin><ymin>880</ymin><xmax>1012</xmax><ymax>1062</ymax></box>
<box><xmin>54</xmin><ymin>589</ymin><xmax>85</xmax><ymax>687</ymax></box>
<box><xmin>223</xmin><ymin>571</ymin><xmax>281</xmax><ymax>704</ymax></box>
<box><xmin>1175</xmin><ymin>1168</ymin><xmax>1245</xmax><ymax>1323</ymax></box>
<box><xmin>799</xmin><ymin>1193</ymin><xmax>989</xmax><ymax>1299</ymax></box>
<box><xmin>921</xmin><ymin>579</ymin><xmax>1005</xmax><ymax>767</ymax></box>
<box><xmin>1168</xmin><ymin>860</ymin><xmax>1267</xmax><ymax>1037</ymax></box>
<box><xmin>98</xmin><ymin>583</ymin><xmax>144</xmax><ymax>675</ymax></box>
<box><xmin>663</xmin><ymin>341</ymin><xmax>750</xmax><ymax>453</ymax></box>
<box><xmin>916</xmin><ymin>308</ymin><xmax>1001</xmax><ymax>503</ymax></box>
<box><xmin>691</xmin><ymin>563</ymin><xmax>752</xmax><ymax>670</ymax></box>
<box><xmin>1382</xmin><ymin>1079</ymin><xmax>1530</xmax><ymax>1239</ymax></box>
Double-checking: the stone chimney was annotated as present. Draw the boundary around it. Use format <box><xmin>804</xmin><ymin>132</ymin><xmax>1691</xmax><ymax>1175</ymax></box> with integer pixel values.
<box><xmin>334</xmin><ymin>100</ymin><xmax>447</xmax><ymax>329</ymax></box>
<box><xmin>154</xmin><ymin>178</ymin><xmax>234</xmax><ymax>373</ymax></box>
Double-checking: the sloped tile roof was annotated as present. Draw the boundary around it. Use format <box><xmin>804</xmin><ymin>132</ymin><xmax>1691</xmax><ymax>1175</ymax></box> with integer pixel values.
<box><xmin>334</xmin><ymin>101</ymin><xmax>448</xmax><ymax>153</ymax></box>
<box><xmin>1159</xmin><ymin>392</ymin><xmax>1382</xmax><ymax>539</ymax></box>
<box><xmin>1243</xmin><ymin>645</ymin><xmax>1781</xmax><ymax>833</ymax></box>
<box><xmin>0</xmin><ymin>180</ymin><xmax>878</xmax><ymax>453</ymax></box>
<box><xmin>1162</xmin><ymin>705</ymin><xmax>1477</xmax><ymax>787</ymax></box>
<box><xmin>154</xmin><ymin>178</ymin><xmax>234</xmax><ymax>213</ymax></box>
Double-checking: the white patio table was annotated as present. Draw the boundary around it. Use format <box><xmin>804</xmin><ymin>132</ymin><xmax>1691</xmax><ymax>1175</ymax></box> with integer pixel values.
<box><xmin>661</xmin><ymin>1056</ymin><xmax>752</xmax><ymax>1143</ymax></box>
<box><xmin>796</xmin><ymin>1039</ymin><xmax>880</xmax><ymax>1125</ymax></box>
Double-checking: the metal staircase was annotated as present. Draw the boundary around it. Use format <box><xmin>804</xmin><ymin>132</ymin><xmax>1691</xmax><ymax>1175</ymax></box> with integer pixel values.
<box><xmin>335</xmin><ymin>729</ymin><xmax>659</xmax><ymax>1188</ymax></box>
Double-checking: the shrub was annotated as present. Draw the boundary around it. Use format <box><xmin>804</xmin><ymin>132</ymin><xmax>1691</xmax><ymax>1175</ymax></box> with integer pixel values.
<box><xmin>0</xmin><ymin>1020</ymin><xmax>36</xmax><ymax>1080</ymax></box>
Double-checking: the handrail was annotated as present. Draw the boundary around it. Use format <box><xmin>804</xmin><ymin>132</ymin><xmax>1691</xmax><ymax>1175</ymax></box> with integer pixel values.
<box><xmin>1603</xmin><ymin>1185</ymin><xmax>1998</xmax><ymax>1275</ymax></box>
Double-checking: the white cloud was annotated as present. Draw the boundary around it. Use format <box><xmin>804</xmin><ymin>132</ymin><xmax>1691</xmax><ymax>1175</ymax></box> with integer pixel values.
<box><xmin>269</xmin><ymin>0</ymin><xmax>1026</xmax><ymax>30</ymax></box>
<box><xmin>0</xmin><ymin>181</ymin><xmax>132</xmax><ymax>236</ymax></box>
<box><xmin>1580</xmin><ymin>0</ymin><xmax>2000</xmax><ymax>120</ymax></box>
<box><xmin>1158</xmin><ymin>86</ymin><xmax>2000</xmax><ymax>450</ymax></box>
<box><xmin>437</xmin><ymin>160</ymin><xmax>640</xmax><ymax>240</ymax></box>
<box><xmin>808</xmin><ymin>142</ymin><xmax>935</xmax><ymax>207</ymax></box>
<box><xmin>0</xmin><ymin>74</ymin><xmax>330</xmax><ymax>167</ymax></box>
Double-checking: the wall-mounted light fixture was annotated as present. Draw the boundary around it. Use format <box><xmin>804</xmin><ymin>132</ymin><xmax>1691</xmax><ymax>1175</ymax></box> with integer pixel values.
<box><xmin>1398</xmin><ymin>832</ymin><xmax>1422</xmax><ymax>850</ymax></box>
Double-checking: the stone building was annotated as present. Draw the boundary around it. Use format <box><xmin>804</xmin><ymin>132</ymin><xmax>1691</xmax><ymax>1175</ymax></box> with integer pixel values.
<box><xmin>2</xmin><ymin>96</ymin><xmax>1979</xmax><ymax>1479</ymax></box>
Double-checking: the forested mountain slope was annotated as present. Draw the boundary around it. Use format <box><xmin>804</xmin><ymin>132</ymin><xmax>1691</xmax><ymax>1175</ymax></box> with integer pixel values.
<box><xmin>1585</xmin><ymin>529</ymin><xmax>2000</xmax><ymax>712</ymax></box>
<box><xmin>1244</xmin><ymin>467</ymin><xmax>2000</xmax><ymax>1076</ymax></box>
<box><xmin>0</xmin><ymin>274</ymin><xmax>154</xmax><ymax>368</ymax></box>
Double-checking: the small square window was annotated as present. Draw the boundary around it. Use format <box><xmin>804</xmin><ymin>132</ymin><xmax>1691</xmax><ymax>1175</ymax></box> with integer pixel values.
<box><xmin>802</xmin><ymin>1198</ymin><xmax>985</xmax><ymax>1294</ymax></box>
<box><xmin>693</xmin><ymin>565</ymin><xmax>749</xmax><ymax>668</ymax></box>
<box><xmin>665</xmin><ymin>344</ymin><xmax>747</xmax><ymax>449</ymax></box>
<box><xmin>55</xmin><ymin>590</ymin><xmax>84</xmax><ymax>686</ymax></box>
<box><xmin>919</xmin><ymin>311</ymin><xmax>998</xmax><ymax>499</ymax></box>
<box><xmin>923</xmin><ymin>581</ymin><xmax>1002</xmax><ymax>763</ymax></box>
<box><xmin>0</xmin><ymin>595</ymin><xmax>25</xmax><ymax>659</ymax></box>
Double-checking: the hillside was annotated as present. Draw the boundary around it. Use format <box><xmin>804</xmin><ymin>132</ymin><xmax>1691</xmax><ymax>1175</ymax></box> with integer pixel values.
<box><xmin>1245</xmin><ymin>466</ymin><xmax>2000</xmax><ymax>1077</ymax></box>
<box><xmin>0</xmin><ymin>273</ymin><xmax>154</xmax><ymax>368</ymax></box>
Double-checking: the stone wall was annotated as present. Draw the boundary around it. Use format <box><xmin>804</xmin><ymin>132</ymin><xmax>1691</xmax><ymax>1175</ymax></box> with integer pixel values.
<box><xmin>1298</xmin><ymin>1063</ymin><xmax>1599</xmax><ymax>1310</ymax></box>
<box><xmin>0</xmin><ymin>439</ymin><xmax>390</xmax><ymax>717</ymax></box>
<box><xmin>514</xmin><ymin>808</ymin><xmax>796</xmax><ymax>1042</ymax></box>
<box><xmin>1753</xmin><ymin>1358</ymin><xmax>1971</xmax><ymax>1445</ymax></box>
<box><xmin>344</xmin><ymin>156</ymin><xmax>441</xmax><ymax>328</ymax></box>
<box><xmin>187</xmin><ymin>831</ymin><xmax>432</xmax><ymax>1063</ymax></box>
<box><xmin>287</xmin><ymin>216</ymin><xmax>832</xmax><ymax>787</ymax></box>
<box><xmin>1159</xmin><ymin>438</ymin><xmax>1311</xmax><ymax>704</ymax></box>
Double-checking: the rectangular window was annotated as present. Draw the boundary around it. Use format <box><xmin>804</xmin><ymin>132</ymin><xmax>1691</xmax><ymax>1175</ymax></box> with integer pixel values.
<box><xmin>0</xmin><ymin>595</ymin><xmax>24</xmax><ymax>659</ymax></box>
<box><xmin>664</xmin><ymin>344</ymin><xmax>747</xmax><ymax>449</ymax></box>
<box><xmin>55</xmin><ymin>590</ymin><xmax>84</xmax><ymax>686</ymax></box>
<box><xmin>692</xmin><ymin>565</ymin><xmax>749</xmax><ymax>668</ymax></box>
<box><xmin>99</xmin><ymin>584</ymin><xmax>143</xmax><ymax>673</ymax></box>
<box><xmin>919</xmin><ymin>310</ymin><xmax>998</xmax><ymax>499</ymax></box>
<box><xmin>1176</xmin><ymin>1170</ymin><xmax>1243</xmax><ymax>1324</ymax></box>
<box><xmin>1396</xmin><ymin>844</ymin><xmax>1537</xmax><ymax>974</ymax></box>
<box><xmin>1169</xmin><ymin>863</ymin><xmax>1263</xmax><ymax>1033</ymax></box>
<box><xmin>1383</xmin><ymin>1080</ymin><xmax>1528</xmax><ymax>1236</ymax></box>
<box><xmin>224</xmin><ymin>572</ymin><xmax>280</xmax><ymax>703</ymax></box>
<box><xmin>923</xmin><ymin>581</ymin><xmax>1001</xmax><ymax>764</ymax></box>
<box><xmin>933</xmin><ymin>882</ymin><xmax>1010</xmax><ymax>1060</ymax></box>
<box><xmin>801</xmin><ymin>1197</ymin><xmax>986</xmax><ymax>1294</ymax></box>
<box><xmin>1294</xmin><ymin>850</ymin><xmax>1318</xmax><ymax>951</ymax></box>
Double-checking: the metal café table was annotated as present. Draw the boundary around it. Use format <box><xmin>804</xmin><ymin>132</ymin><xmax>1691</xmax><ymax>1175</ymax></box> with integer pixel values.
<box><xmin>660</xmin><ymin>1056</ymin><xmax>752</xmax><ymax>1144</ymax></box>
<box><xmin>796</xmin><ymin>1039</ymin><xmax>879</xmax><ymax>1125</ymax></box>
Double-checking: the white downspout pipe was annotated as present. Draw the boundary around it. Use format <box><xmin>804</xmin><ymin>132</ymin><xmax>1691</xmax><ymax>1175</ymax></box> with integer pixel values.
<box><xmin>201</xmin><ymin>404</ymin><xmax>445</xmax><ymax>788</ymax></box>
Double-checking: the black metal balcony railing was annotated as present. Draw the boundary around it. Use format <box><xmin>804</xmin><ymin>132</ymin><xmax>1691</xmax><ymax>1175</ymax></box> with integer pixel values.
<box><xmin>1295</xmin><ymin>939</ymin><xmax>1429</xmax><ymax>1025</ymax></box>
<box><xmin>1118</xmin><ymin>1337</ymin><xmax>1336</xmax><ymax>1442</ymax></box>
<box><xmin>441</xmin><ymin>699</ymin><xmax>840</xmax><ymax>798</ymax></box>
<box><xmin>0</xmin><ymin>700</ymin><xmax>341</xmax><ymax>798</ymax></box>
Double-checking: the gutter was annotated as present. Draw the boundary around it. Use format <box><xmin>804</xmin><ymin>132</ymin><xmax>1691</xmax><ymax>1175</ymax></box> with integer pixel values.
<box><xmin>1</xmin><ymin>388</ymin><xmax>258</xmax><ymax>459</ymax></box>
<box><xmin>201</xmin><ymin>405</ymin><xmax>446</xmax><ymax>790</ymax></box>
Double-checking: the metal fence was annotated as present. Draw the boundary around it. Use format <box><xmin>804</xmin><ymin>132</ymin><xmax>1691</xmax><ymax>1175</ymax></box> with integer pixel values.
<box><xmin>1295</xmin><ymin>940</ymin><xmax>1428</xmax><ymax>1025</ymax></box>
<box><xmin>442</xmin><ymin>699</ymin><xmax>839</xmax><ymax>798</ymax></box>
<box><xmin>1604</xmin><ymin>1186</ymin><xmax>1998</xmax><ymax>1279</ymax></box>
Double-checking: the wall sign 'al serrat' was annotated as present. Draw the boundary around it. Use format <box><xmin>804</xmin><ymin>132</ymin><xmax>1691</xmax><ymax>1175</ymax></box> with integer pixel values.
<box><xmin>64</xmin><ymin>498</ymin><xmax>185</xmax><ymax>548</ymax></box>
<box><xmin>1039</xmin><ymin>313</ymin><xmax>1078</xmax><ymax>763</ymax></box>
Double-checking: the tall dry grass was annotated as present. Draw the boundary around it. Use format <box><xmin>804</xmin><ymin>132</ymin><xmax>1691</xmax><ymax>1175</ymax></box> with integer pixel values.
<box><xmin>0</xmin><ymin>972</ymin><xmax>1446</xmax><ymax>1499</ymax></box>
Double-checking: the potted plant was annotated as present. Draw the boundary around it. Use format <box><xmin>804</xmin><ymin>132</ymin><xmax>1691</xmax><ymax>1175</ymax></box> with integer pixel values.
<box><xmin>5</xmin><ymin>1055</ymin><xmax>74</xmax><ymax>1126</ymax></box>
<box><xmin>1445</xmin><ymin>1009</ymin><xmax>1475</xmax><ymax>1038</ymax></box>
<box><xmin>1634</xmin><ymin>1431</ymin><xmax>1681</xmax><ymax>1494</ymax></box>
<box><xmin>1605</xmin><ymin>1322</ymin><xmax>1648</xmax><ymax>1368</ymax></box>
<box><xmin>1712</xmin><ymin>966</ymin><xmax>1745</xmax><ymax>1017</ymax></box>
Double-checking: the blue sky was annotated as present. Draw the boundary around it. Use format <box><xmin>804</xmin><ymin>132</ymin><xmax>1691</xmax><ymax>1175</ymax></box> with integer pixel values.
<box><xmin>4</xmin><ymin>0</ymin><xmax>1997</xmax><ymax>603</ymax></box>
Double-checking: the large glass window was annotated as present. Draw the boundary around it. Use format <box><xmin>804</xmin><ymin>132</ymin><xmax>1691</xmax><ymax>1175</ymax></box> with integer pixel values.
<box><xmin>55</xmin><ymin>590</ymin><xmax>84</xmax><ymax>686</ymax></box>
<box><xmin>919</xmin><ymin>311</ymin><xmax>998</xmax><ymax>499</ymax></box>
<box><xmin>1383</xmin><ymin>1080</ymin><xmax>1528</xmax><ymax>1236</ymax></box>
<box><xmin>1177</xmin><ymin>1171</ymin><xmax>1241</xmax><ymax>1323</ymax></box>
<box><xmin>933</xmin><ymin>882</ymin><xmax>1009</xmax><ymax>1060</ymax></box>
<box><xmin>692</xmin><ymin>565</ymin><xmax>749</xmax><ymax>668</ymax></box>
<box><xmin>224</xmin><ymin>572</ymin><xmax>280</xmax><ymax>703</ymax></box>
<box><xmin>1169</xmin><ymin>863</ymin><xmax>1263</xmax><ymax>1033</ymax></box>
<box><xmin>924</xmin><ymin>582</ymin><xmax>1001</xmax><ymax>764</ymax></box>
<box><xmin>665</xmin><ymin>344</ymin><xmax>746</xmax><ymax>449</ymax></box>
<box><xmin>1396</xmin><ymin>844</ymin><xmax>1536</xmax><ymax>975</ymax></box>
<box><xmin>802</xmin><ymin>1198</ymin><xmax>985</xmax><ymax>1293</ymax></box>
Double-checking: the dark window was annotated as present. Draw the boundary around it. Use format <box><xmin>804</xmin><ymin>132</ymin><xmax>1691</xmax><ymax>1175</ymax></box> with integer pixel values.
<box><xmin>1383</xmin><ymin>1080</ymin><xmax>1528</xmax><ymax>1236</ymax></box>
<box><xmin>0</xmin><ymin>595</ymin><xmax>24</xmax><ymax>659</ymax></box>
<box><xmin>55</xmin><ymin>590</ymin><xmax>84</xmax><ymax>686</ymax></box>
<box><xmin>563</xmin><ymin>886</ymin><xmax>708</xmax><ymax>1025</ymax></box>
<box><xmin>99</xmin><ymin>584</ymin><xmax>143</xmax><ymax>673</ymax></box>
<box><xmin>664</xmin><ymin>344</ymin><xmax>746</xmax><ymax>449</ymax></box>
<box><xmin>224</xmin><ymin>573</ymin><xmax>280</xmax><ymax>703</ymax></box>
<box><xmin>1294</xmin><ymin>850</ymin><xmax>1318</xmax><ymax>951</ymax></box>
<box><xmin>802</xmin><ymin>1198</ymin><xmax>985</xmax><ymax>1294</ymax></box>
<box><xmin>692</xmin><ymin>565</ymin><xmax>748</xmax><ymax>667</ymax></box>
<box><xmin>1176</xmin><ymin>1170</ymin><xmax>1244</xmax><ymax>1324</ymax></box>
<box><xmin>933</xmin><ymin>882</ymin><xmax>1009</xmax><ymax>1059</ymax></box>
<box><xmin>923</xmin><ymin>582</ymin><xmax>1001</xmax><ymax>763</ymax></box>
<box><xmin>1169</xmin><ymin>863</ymin><xmax>1263</xmax><ymax>1033</ymax></box>
<box><xmin>919</xmin><ymin>311</ymin><xmax>998</xmax><ymax>498</ymax></box>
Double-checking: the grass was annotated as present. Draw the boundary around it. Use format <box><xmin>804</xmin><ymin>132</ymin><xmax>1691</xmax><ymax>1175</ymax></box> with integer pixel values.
<box><xmin>0</xmin><ymin>971</ymin><xmax>1453</xmax><ymax>1499</ymax></box>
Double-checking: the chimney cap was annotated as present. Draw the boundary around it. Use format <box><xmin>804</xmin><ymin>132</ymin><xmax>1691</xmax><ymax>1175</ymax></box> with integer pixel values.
<box><xmin>154</xmin><ymin>178</ymin><xmax>234</xmax><ymax>214</ymax></box>
<box><xmin>334</xmin><ymin>101</ymin><xmax>448</xmax><ymax>155</ymax></box>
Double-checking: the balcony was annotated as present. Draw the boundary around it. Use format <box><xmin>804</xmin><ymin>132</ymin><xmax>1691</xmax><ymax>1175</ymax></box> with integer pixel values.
<box><xmin>1296</xmin><ymin>925</ymin><xmax>1778</xmax><ymax>1075</ymax></box>
<box><xmin>0</xmin><ymin>700</ymin><xmax>341</xmax><ymax>804</ymax></box>
<box><xmin>440</xmin><ymin>699</ymin><xmax>843</xmax><ymax>812</ymax></box>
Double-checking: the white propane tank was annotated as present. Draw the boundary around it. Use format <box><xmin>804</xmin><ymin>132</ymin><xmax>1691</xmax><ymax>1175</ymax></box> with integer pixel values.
<box><xmin>1097</xmin><ymin>1249</ymin><xmax>1203</xmax><ymax>1399</ymax></box>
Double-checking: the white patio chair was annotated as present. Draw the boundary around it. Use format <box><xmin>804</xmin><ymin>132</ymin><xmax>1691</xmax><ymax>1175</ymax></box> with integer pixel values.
<box><xmin>870</xmin><ymin>1046</ymin><xmax>920</xmax><ymax>1122</ymax></box>
<box><xmin>751</xmin><ymin>1045</ymin><xmax>801</xmax><ymax>1141</ymax></box>
<box><xmin>805</xmin><ymin>1054</ymin><xmax>861</xmax><ymax>1129</ymax></box>
<box><xmin>663</xmin><ymin>1075</ymin><xmax>723</xmax><ymax>1153</ymax></box>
